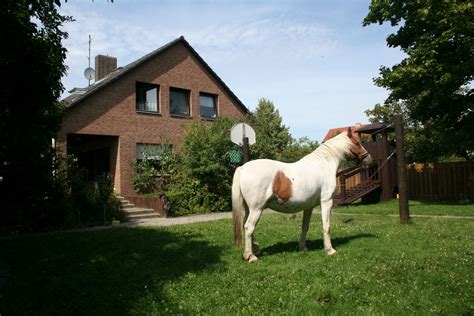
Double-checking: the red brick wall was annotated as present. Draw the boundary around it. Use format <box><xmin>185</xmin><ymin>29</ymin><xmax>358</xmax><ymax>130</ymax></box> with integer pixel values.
<box><xmin>125</xmin><ymin>195</ymin><xmax>168</xmax><ymax>217</ymax></box>
<box><xmin>95</xmin><ymin>55</ymin><xmax>117</xmax><ymax>81</ymax></box>
<box><xmin>58</xmin><ymin>42</ymin><xmax>246</xmax><ymax>195</ymax></box>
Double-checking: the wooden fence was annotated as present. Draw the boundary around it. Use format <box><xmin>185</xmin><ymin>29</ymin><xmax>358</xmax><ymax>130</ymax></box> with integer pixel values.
<box><xmin>407</xmin><ymin>162</ymin><xmax>474</xmax><ymax>201</ymax></box>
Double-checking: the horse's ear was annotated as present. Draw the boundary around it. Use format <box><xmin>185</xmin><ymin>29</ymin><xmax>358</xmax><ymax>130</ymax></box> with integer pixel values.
<box><xmin>347</xmin><ymin>126</ymin><xmax>352</xmax><ymax>138</ymax></box>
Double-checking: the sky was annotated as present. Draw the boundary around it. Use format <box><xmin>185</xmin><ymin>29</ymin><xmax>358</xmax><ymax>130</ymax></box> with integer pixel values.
<box><xmin>59</xmin><ymin>0</ymin><xmax>405</xmax><ymax>143</ymax></box>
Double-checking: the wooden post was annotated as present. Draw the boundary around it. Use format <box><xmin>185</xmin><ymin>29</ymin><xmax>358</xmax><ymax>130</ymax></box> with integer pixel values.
<box><xmin>381</xmin><ymin>131</ymin><xmax>391</xmax><ymax>201</ymax></box>
<box><xmin>242</xmin><ymin>137</ymin><xmax>250</xmax><ymax>163</ymax></box>
<box><xmin>340</xmin><ymin>175</ymin><xmax>346</xmax><ymax>200</ymax></box>
<box><xmin>393</xmin><ymin>115</ymin><xmax>410</xmax><ymax>222</ymax></box>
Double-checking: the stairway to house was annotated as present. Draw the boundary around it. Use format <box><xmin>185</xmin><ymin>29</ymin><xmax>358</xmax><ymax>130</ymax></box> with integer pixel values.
<box><xmin>115</xmin><ymin>195</ymin><xmax>161</xmax><ymax>221</ymax></box>
<box><xmin>333</xmin><ymin>180</ymin><xmax>381</xmax><ymax>206</ymax></box>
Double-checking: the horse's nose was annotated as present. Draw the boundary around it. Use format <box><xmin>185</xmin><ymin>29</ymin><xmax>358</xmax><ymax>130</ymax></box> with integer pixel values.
<box><xmin>363</xmin><ymin>154</ymin><xmax>373</xmax><ymax>165</ymax></box>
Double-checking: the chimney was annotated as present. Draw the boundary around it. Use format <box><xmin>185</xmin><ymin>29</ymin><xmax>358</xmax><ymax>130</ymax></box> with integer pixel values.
<box><xmin>95</xmin><ymin>55</ymin><xmax>117</xmax><ymax>82</ymax></box>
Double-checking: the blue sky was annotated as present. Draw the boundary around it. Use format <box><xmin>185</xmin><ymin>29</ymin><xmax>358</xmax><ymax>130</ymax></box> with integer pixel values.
<box><xmin>59</xmin><ymin>0</ymin><xmax>405</xmax><ymax>142</ymax></box>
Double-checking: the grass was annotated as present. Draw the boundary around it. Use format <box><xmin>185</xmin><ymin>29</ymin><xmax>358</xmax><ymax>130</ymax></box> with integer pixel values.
<box><xmin>334</xmin><ymin>199</ymin><xmax>474</xmax><ymax>217</ymax></box>
<box><xmin>0</xmin><ymin>202</ymin><xmax>473</xmax><ymax>315</ymax></box>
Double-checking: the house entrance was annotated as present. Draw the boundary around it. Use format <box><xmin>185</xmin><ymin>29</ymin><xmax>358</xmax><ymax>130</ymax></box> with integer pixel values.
<box><xmin>67</xmin><ymin>134</ymin><xmax>118</xmax><ymax>183</ymax></box>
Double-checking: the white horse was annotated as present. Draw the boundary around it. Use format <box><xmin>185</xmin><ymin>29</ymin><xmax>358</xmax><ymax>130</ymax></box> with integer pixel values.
<box><xmin>232</xmin><ymin>128</ymin><xmax>372</xmax><ymax>262</ymax></box>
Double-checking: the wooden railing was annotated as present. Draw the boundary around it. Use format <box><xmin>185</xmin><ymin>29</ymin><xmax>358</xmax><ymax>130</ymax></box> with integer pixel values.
<box><xmin>336</xmin><ymin>162</ymin><xmax>379</xmax><ymax>196</ymax></box>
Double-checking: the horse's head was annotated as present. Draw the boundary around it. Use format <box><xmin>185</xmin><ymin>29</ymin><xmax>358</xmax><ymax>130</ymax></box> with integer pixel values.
<box><xmin>346</xmin><ymin>127</ymin><xmax>373</xmax><ymax>165</ymax></box>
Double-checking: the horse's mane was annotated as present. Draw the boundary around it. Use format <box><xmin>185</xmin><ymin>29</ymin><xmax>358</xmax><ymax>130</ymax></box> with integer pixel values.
<box><xmin>302</xmin><ymin>132</ymin><xmax>352</xmax><ymax>162</ymax></box>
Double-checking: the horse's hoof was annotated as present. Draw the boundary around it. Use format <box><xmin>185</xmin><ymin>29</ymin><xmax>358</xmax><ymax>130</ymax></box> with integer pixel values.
<box><xmin>248</xmin><ymin>254</ymin><xmax>258</xmax><ymax>262</ymax></box>
<box><xmin>243</xmin><ymin>251</ymin><xmax>253</xmax><ymax>260</ymax></box>
<box><xmin>326</xmin><ymin>249</ymin><xmax>337</xmax><ymax>256</ymax></box>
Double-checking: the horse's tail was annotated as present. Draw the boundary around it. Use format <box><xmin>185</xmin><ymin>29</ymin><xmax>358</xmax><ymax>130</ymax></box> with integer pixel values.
<box><xmin>232</xmin><ymin>167</ymin><xmax>245</xmax><ymax>247</ymax></box>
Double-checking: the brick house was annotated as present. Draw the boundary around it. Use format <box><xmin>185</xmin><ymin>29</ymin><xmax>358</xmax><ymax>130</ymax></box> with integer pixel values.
<box><xmin>58</xmin><ymin>36</ymin><xmax>249</xmax><ymax>198</ymax></box>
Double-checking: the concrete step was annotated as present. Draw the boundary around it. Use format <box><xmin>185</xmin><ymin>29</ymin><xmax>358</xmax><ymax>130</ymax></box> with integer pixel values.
<box><xmin>123</xmin><ymin>207</ymin><xmax>155</xmax><ymax>215</ymax></box>
<box><xmin>126</xmin><ymin>212</ymin><xmax>161</xmax><ymax>220</ymax></box>
<box><xmin>115</xmin><ymin>194</ymin><xmax>161</xmax><ymax>220</ymax></box>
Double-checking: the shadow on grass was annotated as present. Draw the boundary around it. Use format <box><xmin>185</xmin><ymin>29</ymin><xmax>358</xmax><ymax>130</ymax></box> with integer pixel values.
<box><xmin>0</xmin><ymin>227</ymin><xmax>224</xmax><ymax>315</ymax></box>
<box><xmin>260</xmin><ymin>233</ymin><xmax>377</xmax><ymax>257</ymax></box>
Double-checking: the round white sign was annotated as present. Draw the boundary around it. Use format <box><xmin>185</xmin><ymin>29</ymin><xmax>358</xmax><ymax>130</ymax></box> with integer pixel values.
<box><xmin>230</xmin><ymin>123</ymin><xmax>256</xmax><ymax>146</ymax></box>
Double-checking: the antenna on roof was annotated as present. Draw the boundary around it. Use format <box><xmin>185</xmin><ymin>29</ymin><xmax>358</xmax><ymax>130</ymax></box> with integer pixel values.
<box><xmin>84</xmin><ymin>35</ymin><xmax>95</xmax><ymax>86</ymax></box>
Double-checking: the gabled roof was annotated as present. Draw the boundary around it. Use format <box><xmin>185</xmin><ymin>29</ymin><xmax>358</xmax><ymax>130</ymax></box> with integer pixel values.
<box><xmin>322</xmin><ymin>124</ymin><xmax>369</xmax><ymax>142</ymax></box>
<box><xmin>322</xmin><ymin>122</ymin><xmax>394</xmax><ymax>142</ymax></box>
<box><xmin>355</xmin><ymin>122</ymin><xmax>394</xmax><ymax>134</ymax></box>
<box><xmin>63</xmin><ymin>36</ymin><xmax>249</xmax><ymax>113</ymax></box>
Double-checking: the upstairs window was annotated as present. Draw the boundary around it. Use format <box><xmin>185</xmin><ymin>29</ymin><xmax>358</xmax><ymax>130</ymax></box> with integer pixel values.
<box><xmin>200</xmin><ymin>93</ymin><xmax>217</xmax><ymax>119</ymax></box>
<box><xmin>136</xmin><ymin>82</ymin><xmax>159</xmax><ymax>112</ymax></box>
<box><xmin>170</xmin><ymin>88</ymin><xmax>190</xmax><ymax>117</ymax></box>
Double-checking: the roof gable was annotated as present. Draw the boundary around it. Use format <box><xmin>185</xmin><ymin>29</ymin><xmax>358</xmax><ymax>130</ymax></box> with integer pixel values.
<box><xmin>63</xmin><ymin>36</ymin><xmax>249</xmax><ymax>113</ymax></box>
<box><xmin>322</xmin><ymin>124</ymin><xmax>368</xmax><ymax>142</ymax></box>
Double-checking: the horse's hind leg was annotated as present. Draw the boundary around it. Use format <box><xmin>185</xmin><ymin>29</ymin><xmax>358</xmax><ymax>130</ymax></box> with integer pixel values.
<box><xmin>243</xmin><ymin>207</ymin><xmax>263</xmax><ymax>262</ymax></box>
<box><xmin>299</xmin><ymin>208</ymin><xmax>313</xmax><ymax>251</ymax></box>
<box><xmin>245</xmin><ymin>207</ymin><xmax>260</xmax><ymax>255</ymax></box>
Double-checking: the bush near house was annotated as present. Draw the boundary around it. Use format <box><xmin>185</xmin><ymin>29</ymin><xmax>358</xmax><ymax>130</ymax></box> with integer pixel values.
<box><xmin>166</xmin><ymin>117</ymin><xmax>237</xmax><ymax>216</ymax></box>
<box><xmin>132</xmin><ymin>144</ymin><xmax>180</xmax><ymax>195</ymax></box>
<box><xmin>29</xmin><ymin>156</ymin><xmax>125</xmax><ymax>232</ymax></box>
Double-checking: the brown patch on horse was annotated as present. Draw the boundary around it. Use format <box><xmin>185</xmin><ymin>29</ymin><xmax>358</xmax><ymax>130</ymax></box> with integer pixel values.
<box><xmin>272</xmin><ymin>171</ymin><xmax>293</xmax><ymax>203</ymax></box>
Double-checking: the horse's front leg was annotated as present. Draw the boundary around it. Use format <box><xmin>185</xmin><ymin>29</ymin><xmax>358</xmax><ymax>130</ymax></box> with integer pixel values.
<box><xmin>299</xmin><ymin>208</ymin><xmax>313</xmax><ymax>251</ymax></box>
<box><xmin>321</xmin><ymin>199</ymin><xmax>336</xmax><ymax>256</ymax></box>
<box><xmin>243</xmin><ymin>207</ymin><xmax>263</xmax><ymax>262</ymax></box>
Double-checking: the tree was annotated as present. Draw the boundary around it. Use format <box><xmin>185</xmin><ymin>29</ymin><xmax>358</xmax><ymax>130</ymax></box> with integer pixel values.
<box><xmin>250</xmin><ymin>98</ymin><xmax>292</xmax><ymax>160</ymax></box>
<box><xmin>280</xmin><ymin>137</ymin><xmax>319</xmax><ymax>163</ymax></box>
<box><xmin>0</xmin><ymin>0</ymin><xmax>71</xmax><ymax>228</ymax></box>
<box><xmin>363</xmin><ymin>0</ymin><xmax>474</xmax><ymax>160</ymax></box>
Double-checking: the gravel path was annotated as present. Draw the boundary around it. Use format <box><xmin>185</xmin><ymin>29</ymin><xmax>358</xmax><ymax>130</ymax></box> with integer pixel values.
<box><xmin>124</xmin><ymin>212</ymin><xmax>233</xmax><ymax>227</ymax></box>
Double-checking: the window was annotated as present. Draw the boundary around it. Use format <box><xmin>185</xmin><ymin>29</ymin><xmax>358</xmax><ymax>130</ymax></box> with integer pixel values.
<box><xmin>136</xmin><ymin>82</ymin><xmax>159</xmax><ymax>112</ymax></box>
<box><xmin>170</xmin><ymin>88</ymin><xmax>190</xmax><ymax>117</ymax></box>
<box><xmin>136</xmin><ymin>143</ymin><xmax>172</xmax><ymax>160</ymax></box>
<box><xmin>200</xmin><ymin>93</ymin><xmax>217</xmax><ymax>119</ymax></box>
<box><xmin>136</xmin><ymin>143</ymin><xmax>172</xmax><ymax>174</ymax></box>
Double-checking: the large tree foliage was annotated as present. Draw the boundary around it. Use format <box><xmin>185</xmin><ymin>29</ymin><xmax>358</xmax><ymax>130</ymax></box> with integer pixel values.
<box><xmin>0</xmin><ymin>0</ymin><xmax>71</xmax><ymax>228</ymax></box>
<box><xmin>280</xmin><ymin>137</ymin><xmax>319</xmax><ymax>163</ymax></box>
<box><xmin>249</xmin><ymin>98</ymin><xmax>292</xmax><ymax>160</ymax></box>
<box><xmin>363</xmin><ymin>0</ymin><xmax>473</xmax><ymax>161</ymax></box>
<box><xmin>365</xmin><ymin>100</ymin><xmax>437</xmax><ymax>162</ymax></box>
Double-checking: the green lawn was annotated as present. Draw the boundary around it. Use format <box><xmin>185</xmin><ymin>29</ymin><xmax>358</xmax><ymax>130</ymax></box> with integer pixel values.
<box><xmin>334</xmin><ymin>199</ymin><xmax>474</xmax><ymax>217</ymax></box>
<box><xmin>1</xmin><ymin>203</ymin><xmax>473</xmax><ymax>315</ymax></box>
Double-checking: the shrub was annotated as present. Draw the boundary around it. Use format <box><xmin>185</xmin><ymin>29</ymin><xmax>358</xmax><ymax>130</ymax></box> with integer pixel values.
<box><xmin>132</xmin><ymin>145</ymin><xmax>180</xmax><ymax>194</ymax></box>
<box><xmin>40</xmin><ymin>155</ymin><xmax>124</xmax><ymax>229</ymax></box>
<box><xmin>165</xmin><ymin>118</ymin><xmax>238</xmax><ymax>216</ymax></box>
<box><xmin>132</xmin><ymin>158</ymin><xmax>160</xmax><ymax>194</ymax></box>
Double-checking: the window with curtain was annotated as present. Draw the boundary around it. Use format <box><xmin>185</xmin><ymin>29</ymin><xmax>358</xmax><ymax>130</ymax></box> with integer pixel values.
<box><xmin>136</xmin><ymin>82</ymin><xmax>159</xmax><ymax>112</ymax></box>
<box><xmin>199</xmin><ymin>93</ymin><xmax>217</xmax><ymax>119</ymax></box>
<box><xmin>170</xmin><ymin>87</ymin><xmax>190</xmax><ymax>117</ymax></box>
